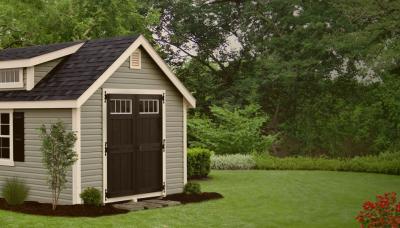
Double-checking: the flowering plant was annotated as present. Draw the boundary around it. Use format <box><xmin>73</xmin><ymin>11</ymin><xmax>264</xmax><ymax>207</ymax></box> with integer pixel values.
<box><xmin>356</xmin><ymin>192</ymin><xmax>400</xmax><ymax>227</ymax></box>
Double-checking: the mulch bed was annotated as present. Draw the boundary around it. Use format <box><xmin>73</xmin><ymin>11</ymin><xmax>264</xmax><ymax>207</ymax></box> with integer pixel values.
<box><xmin>0</xmin><ymin>198</ymin><xmax>128</xmax><ymax>217</ymax></box>
<box><xmin>163</xmin><ymin>192</ymin><xmax>223</xmax><ymax>204</ymax></box>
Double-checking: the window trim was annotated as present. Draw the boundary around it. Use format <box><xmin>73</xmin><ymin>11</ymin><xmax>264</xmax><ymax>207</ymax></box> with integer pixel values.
<box><xmin>0</xmin><ymin>68</ymin><xmax>23</xmax><ymax>89</ymax></box>
<box><xmin>0</xmin><ymin>110</ymin><xmax>14</xmax><ymax>166</ymax></box>
<box><xmin>139</xmin><ymin>99</ymin><xmax>160</xmax><ymax>114</ymax></box>
<box><xmin>110</xmin><ymin>99</ymin><xmax>133</xmax><ymax>115</ymax></box>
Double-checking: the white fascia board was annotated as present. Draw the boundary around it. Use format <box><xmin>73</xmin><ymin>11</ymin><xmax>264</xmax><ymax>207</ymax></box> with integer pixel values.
<box><xmin>76</xmin><ymin>35</ymin><xmax>196</xmax><ymax>108</ymax></box>
<box><xmin>139</xmin><ymin>38</ymin><xmax>196</xmax><ymax>108</ymax></box>
<box><xmin>0</xmin><ymin>43</ymin><xmax>84</xmax><ymax>69</ymax></box>
<box><xmin>0</xmin><ymin>100</ymin><xmax>78</xmax><ymax>109</ymax></box>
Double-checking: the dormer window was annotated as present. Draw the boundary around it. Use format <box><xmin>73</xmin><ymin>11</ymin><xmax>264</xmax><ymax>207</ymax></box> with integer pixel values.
<box><xmin>130</xmin><ymin>50</ymin><xmax>141</xmax><ymax>69</ymax></box>
<box><xmin>0</xmin><ymin>68</ymin><xmax>23</xmax><ymax>89</ymax></box>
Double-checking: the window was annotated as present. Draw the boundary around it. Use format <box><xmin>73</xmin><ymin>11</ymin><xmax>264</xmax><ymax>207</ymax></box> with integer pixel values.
<box><xmin>0</xmin><ymin>111</ymin><xmax>13</xmax><ymax>166</ymax></box>
<box><xmin>130</xmin><ymin>50</ymin><xmax>141</xmax><ymax>69</ymax></box>
<box><xmin>0</xmin><ymin>68</ymin><xmax>23</xmax><ymax>89</ymax></box>
<box><xmin>110</xmin><ymin>99</ymin><xmax>132</xmax><ymax>114</ymax></box>
<box><xmin>139</xmin><ymin>99</ymin><xmax>159</xmax><ymax>114</ymax></box>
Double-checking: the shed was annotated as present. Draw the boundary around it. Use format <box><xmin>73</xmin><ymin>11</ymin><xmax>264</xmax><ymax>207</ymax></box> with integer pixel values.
<box><xmin>0</xmin><ymin>35</ymin><xmax>195</xmax><ymax>204</ymax></box>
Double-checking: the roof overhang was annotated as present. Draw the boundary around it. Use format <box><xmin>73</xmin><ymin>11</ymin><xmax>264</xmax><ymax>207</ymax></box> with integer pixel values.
<box><xmin>0</xmin><ymin>43</ymin><xmax>84</xmax><ymax>69</ymax></box>
<box><xmin>0</xmin><ymin>100</ymin><xmax>78</xmax><ymax>109</ymax></box>
<box><xmin>76</xmin><ymin>35</ymin><xmax>196</xmax><ymax>108</ymax></box>
<box><xmin>0</xmin><ymin>35</ymin><xmax>196</xmax><ymax>109</ymax></box>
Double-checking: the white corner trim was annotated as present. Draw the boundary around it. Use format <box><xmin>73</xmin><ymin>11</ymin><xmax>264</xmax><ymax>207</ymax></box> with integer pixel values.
<box><xmin>26</xmin><ymin>67</ymin><xmax>35</xmax><ymax>90</ymax></box>
<box><xmin>76</xmin><ymin>35</ymin><xmax>196</xmax><ymax>108</ymax></box>
<box><xmin>183</xmin><ymin>100</ymin><xmax>188</xmax><ymax>184</ymax></box>
<box><xmin>72</xmin><ymin>108</ymin><xmax>82</xmax><ymax>204</ymax></box>
<box><xmin>0</xmin><ymin>100</ymin><xmax>78</xmax><ymax>109</ymax></box>
<box><xmin>0</xmin><ymin>43</ymin><xmax>84</xmax><ymax>69</ymax></box>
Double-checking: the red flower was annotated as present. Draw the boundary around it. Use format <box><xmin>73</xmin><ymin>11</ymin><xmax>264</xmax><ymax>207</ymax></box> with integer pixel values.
<box><xmin>363</xmin><ymin>201</ymin><xmax>376</xmax><ymax>210</ymax></box>
<box><xmin>356</xmin><ymin>192</ymin><xmax>400</xmax><ymax>227</ymax></box>
<box><xmin>378</xmin><ymin>198</ymin><xmax>390</xmax><ymax>209</ymax></box>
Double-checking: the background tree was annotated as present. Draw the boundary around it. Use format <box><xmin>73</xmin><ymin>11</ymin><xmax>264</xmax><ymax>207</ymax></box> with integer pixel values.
<box><xmin>1</xmin><ymin>0</ymin><xmax>400</xmax><ymax>157</ymax></box>
<box><xmin>39</xmin><ymin>122</ymin><xmax>77</xmax><ymax>210</ymax></box>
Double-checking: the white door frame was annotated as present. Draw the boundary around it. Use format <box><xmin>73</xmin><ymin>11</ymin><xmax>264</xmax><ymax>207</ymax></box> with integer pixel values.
<box><xmin>102</xmin><ymin>88</ymin><xmax>167</xmax><ymax>204</ymax></box>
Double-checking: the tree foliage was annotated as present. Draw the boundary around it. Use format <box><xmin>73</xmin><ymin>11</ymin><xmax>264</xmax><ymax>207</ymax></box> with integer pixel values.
<box><xmin>0</xmin><ymin>0</ymin><xmax>159</xmax><ymax>48</ymax></box>
<box><xmin>189</xmin><ymin>105</ymin><xmax>277</xmax><ymax>154</ymax></box>
<box><xmin>39</xmin><ymin>121</ymin><xmax>77</xmax><ymax>210</ymax></box>
<box><xmin>152</xmin><ymin>0</ymin><xmax>400</xmax><ymax>156</ymax></box>
<box><xmin>1</xmin><ymin>0</ymin><xmax>400</xmax><ymax>156</ymax></box>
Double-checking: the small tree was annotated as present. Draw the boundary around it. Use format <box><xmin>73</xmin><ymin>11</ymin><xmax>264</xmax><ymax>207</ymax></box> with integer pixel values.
<box><xmin>39</xmin><ymin>121</ymin><xmax>77</xmax><ymax>210</ymax></box>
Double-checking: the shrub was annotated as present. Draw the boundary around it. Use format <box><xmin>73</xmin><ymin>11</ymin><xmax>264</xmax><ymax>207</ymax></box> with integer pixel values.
<box><xmin>187</xmin><ymin>148</ymin><xmax>211</xmax><ymax>179</ymax></box>
<box><xmin>254</xmin><ymin>151</ymin><xmax>400</xmax><ymax>175</ymax></box>
<box><xmin>2</xmin><ymin>178</ymin><xmax>29</xmax><ymax>206</ymax></box>
<box><xmin>80</xmin><ymin>187</ymin><xmax>102</xmax><ymax>206</ymax></box>
<box><xmin>356</xmin><ymin>192</ymin><xmax>400</xmax><ymax>227</ymax></box>
<box><xmin>211</xmin><ymin>154</ymin><xmax>256</xmax><ymax>170</ymax></box>
<box><xmin>188</xmin><ymin>105</ymin><xmax>277</xmax><ymax>155</ymax></box>
<box><xmin>39</xmin><ymin>121</ymin><xmax>77</xmax><ymax>210</ymax></box>
<box><xmin>183</xmin><ymin>182</ymin><xmax>201</xmax><ymax>195</ymax></box>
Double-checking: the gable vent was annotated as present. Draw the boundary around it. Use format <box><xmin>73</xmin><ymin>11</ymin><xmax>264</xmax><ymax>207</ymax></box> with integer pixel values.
<box><xmin>130</xmin><ymin>50</ymin><xmax>141</xmax><ymax>69</ymax></box>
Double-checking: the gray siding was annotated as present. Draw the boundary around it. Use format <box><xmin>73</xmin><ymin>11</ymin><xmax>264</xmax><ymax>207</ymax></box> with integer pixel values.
<box><xmin>34</xmin><ymin>58</ymin><xmax>62</xmax><ymax>85</ymax></box>
<box><xmin>0</xmin><ymin>109</ymin><xmax>73</xmax><ymax>204</ymax></box>
<box><xmin>81</xmin><ymin>48</ymin><xmax>184</xmax><ymax>195</ymax></box>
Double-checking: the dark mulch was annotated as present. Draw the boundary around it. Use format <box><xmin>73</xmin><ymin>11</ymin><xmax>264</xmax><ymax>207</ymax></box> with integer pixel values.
<box><xmin>163</xmin><ymin>192</ymin><xmax>223</xmax><ymax>204</ymax></box>
<box><xmin>0</xmin><ymin>198</ymin><xmax>128</xmax><ymax>217</ymax></box>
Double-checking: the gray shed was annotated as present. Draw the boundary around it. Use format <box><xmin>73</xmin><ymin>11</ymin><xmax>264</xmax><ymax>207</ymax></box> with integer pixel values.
<box><xmin>0</xmin><ymin>35</ymin><xmax>195</xmax><ymax>204</ymax></box>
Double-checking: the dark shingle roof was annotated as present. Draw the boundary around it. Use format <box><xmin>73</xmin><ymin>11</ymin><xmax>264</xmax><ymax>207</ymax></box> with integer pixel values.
<box><xmin>0</xmin><ymin>35</ymin><xmax>139</xmax><ymax>101</ymax></box>
<box><xmin>0</xmin><ymin>41</ymin><xmax>82</xmax><ymax>61</ymax></box>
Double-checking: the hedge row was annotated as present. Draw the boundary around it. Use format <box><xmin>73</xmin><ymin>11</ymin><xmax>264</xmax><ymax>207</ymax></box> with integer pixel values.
<box><xmin>210</xmin><ymin>152</ymin><xmax>400</xmax><ymax>175</ymax></box>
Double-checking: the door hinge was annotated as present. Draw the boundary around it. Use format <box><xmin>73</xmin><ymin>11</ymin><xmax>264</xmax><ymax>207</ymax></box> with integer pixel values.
<box><xmin>105</xmin><ymin>142</ymin><xmax>108</xmax><ymax>156</ymax></box>
<box><xmin>162</xmin><ymin>182</ymin><xmax>166</xmax><ymax>191</ymax></box>
<box><xmin>105</xmin><ymin>189</ymin><xmax>108</xmax><ymax>199</ymax></box>
<box><xmin>104</xmin><ymin>92</ymin><xmax>109</xmax><ymax>103</ymax></box>
<box><xmin>162</xmin><ymin>93</ymin><xmax>165</xmax><ymax>103</ymax></box>
<box><xmin>162</xmin><ymin>139</ymin><xmax>166</xmax><ymax>152</ymax></box>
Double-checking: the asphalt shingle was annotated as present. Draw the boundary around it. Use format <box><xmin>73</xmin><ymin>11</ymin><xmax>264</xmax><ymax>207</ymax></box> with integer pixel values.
<box><xmin>0</xmin><ymin>35</ymin><xmax>139</xmax><ymax>101</ymax></box>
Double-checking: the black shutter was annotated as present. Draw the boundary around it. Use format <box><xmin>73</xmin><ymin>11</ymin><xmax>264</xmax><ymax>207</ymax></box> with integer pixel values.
<box><xmin>13</xmin><ymin>112</ymin><xmax>24</xmax><ymax>162</ymax></box>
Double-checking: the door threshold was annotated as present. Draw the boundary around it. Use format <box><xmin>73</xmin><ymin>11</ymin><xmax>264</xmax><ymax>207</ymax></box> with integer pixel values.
<box><xmin>106</xmin><ymin>191</ymin><xmax>165</xmax><ymax>204</ymax></box>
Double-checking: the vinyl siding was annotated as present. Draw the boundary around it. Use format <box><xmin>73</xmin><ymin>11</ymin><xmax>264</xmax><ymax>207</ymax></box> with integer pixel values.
<box><xmin>0</xmin><ymin>109</ymin><xmax>73</xmax><ymax>204</ymax></box>
<box><xmin>34</xmin><ymin>58</ymin><xmax>63</xmax><ymax>86</ymax></box>
<box><xmin>81</xmin><ymin>47</ymin><xmax>185</xmax><ymax>195</ymax></box>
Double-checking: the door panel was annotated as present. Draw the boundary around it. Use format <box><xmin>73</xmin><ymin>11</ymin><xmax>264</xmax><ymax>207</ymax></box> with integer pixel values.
<box><xmin>135</xmin><ymin>95</ymin><xmax>163</xmax><ymax>194</ymax></box>
<box><xmin>107</xmin><ymin>94</ymin><xmax>163</xmax><ymax>198</ymax></box>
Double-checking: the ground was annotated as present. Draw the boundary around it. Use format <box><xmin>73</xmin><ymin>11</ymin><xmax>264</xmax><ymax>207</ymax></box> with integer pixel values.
<box><xmin>0</xmin><ymin>170</ymin><xmax>399</xmax><ymax>227</ymax></box>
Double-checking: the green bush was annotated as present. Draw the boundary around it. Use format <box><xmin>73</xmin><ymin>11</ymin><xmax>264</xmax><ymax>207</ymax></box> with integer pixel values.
<box><xmin>254</xmin><ymin>151</ymin><xmax>400</xmax><ymax>175</ymax></box>
<box><xmin>188</xmin><ymin>105</ymin><xmax>277</xmax><ymax>155</ymax></box>
<box><xmin>80</xmin><ymin>187</ymin><xmax>102</xmax><ymax>206</ymax></box>
<box><xmin>211</xmin><ymin>154</ymin><xmax>256</xmax><ymax>170</ymax></box>
<box><xmin>2</xmin><ymin>178</ymin><xmax>29</xmax><ymax>206</ymax></box>
<box><xmin>183</xmin><ymin>182</ymin><xmax>201</xmax><ymax>195</ymax></box>
<box><xmin>187</xmin><ymin>147</ymin><xmax>211</xmax><ymax>179</ymax></box>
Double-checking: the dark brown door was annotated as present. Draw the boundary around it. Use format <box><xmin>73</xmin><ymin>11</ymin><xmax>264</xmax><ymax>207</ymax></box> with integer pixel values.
<box><xmin>106</xmin><ymin>94</ymin><xmax>163</xmax><ymax>198</ymax></box>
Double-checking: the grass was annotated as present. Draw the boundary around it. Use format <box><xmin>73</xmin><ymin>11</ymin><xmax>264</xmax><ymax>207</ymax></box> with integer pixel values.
<box><xmin>0</xmin><ymin>170</ymin><xmax>399</xmax><ymax>227</ymax></box>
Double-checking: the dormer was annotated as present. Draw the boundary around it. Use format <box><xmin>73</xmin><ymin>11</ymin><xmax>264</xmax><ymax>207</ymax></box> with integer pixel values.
<box><xmin>0</xmin><ymin>42</ymin><xmax>84</xmax><ymax>91</ymax></box>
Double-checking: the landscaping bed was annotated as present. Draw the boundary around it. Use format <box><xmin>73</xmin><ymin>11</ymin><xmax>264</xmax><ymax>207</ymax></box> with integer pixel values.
<box><xmin>163</xmin><ymin>192</ymin><xmax>223</xmax><ymax>204</ymax></box>
<box><xmin>0</xmin><ymin>198</ymin><xmax>128</xmax><ymax>217</ymax></box>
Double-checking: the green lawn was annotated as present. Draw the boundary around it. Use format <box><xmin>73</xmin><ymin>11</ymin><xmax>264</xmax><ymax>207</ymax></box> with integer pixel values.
<box><xmin>0</xmin><ymin>170</ymin><xmax>399</xmax><ymax>227</ymax></box>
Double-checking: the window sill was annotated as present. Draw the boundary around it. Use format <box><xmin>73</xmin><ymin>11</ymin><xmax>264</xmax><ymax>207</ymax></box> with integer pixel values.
<box><xmin>0</xmin><ymin>159</ymin><xmax>14</xmax><ymax>166</ymax></box>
